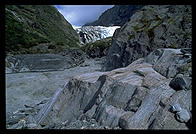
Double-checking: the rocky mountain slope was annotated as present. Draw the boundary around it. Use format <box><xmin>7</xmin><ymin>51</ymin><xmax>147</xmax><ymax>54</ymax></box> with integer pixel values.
<box><xmin>84</xmin><ymin>5</ymin><xmax>144</xmax><ymax>26</ymax></box>
<box><xmin>10</xmin><ymin>48</ymin><xmax>191</xmax><ymax>129</ymax></box>
<box><xmin>103</xmin><ymin>5</ymin><xmax>192</xmax><ymax>71</ymax></box>
<box><xmin>5</xmin><ymin>5</ymin><xmax>79</xmax><ymax>54</ymax></box>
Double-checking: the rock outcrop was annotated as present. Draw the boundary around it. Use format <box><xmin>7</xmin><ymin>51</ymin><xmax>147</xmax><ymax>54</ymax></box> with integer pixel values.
<box><xmin>33</xmin><ymin>48</ymin><xmax>191</xmax><ymax>129</ymax></box>
<box><xmin>103</xmin><ymin>5</ymin><xmax>192</xmax><ymax>71</ymax></box>
<box><xmin>84</xmin><ymin>5</ymin><xmax>144</xmax><ymax>26</ymax></box>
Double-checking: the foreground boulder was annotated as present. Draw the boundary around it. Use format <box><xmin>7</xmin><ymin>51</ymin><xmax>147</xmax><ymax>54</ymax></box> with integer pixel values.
<box><xmin>103</xmin><ymin>5</ymin><xmax>192</xmax><ymax>71</ymax></box>
<box><xmin>32</xmin><ymin>48</ymin><xmax>191</xmax><ymax>129</ymax></box>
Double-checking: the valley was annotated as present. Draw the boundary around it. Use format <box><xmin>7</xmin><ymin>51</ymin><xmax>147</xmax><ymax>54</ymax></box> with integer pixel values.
<box><xmin>5</xmin><ymin>5</ymin><xmax>192</xmax><ymax>130</ymax></box>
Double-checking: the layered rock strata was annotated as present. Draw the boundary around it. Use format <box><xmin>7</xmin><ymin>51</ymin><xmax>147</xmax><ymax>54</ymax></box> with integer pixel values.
<box><xmin>34</xmin><ymin>48</ymin><xmax>192</xmax><ymax>129</ymax></box>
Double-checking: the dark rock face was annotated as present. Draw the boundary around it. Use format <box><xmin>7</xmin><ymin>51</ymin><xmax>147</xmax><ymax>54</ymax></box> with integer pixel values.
<box><xmin>84</xmin><ymin>5</ymin><xmax>144</xmax><ymax>26</ymax></box>
<box><xmin>32</xmin><ymin>48</ymin><xmax>191</xmax><ymax>129</ymax></box>
<box><xmin>103</xmin><ymin>5</ymin><xmax>192</xmax><ymax>71</ymax></box>
<box><xmin>169</xmin><ymin>74</ymin><xmax>191</xmax><ymax>91</ymax></box>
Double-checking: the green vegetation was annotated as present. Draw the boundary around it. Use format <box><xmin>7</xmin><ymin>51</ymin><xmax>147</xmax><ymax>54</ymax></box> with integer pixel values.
<box><xmin>147</xmin><ymin>20</ymin><xmax>162</xmax><ymax>32</ymax></box>
<box><xmin>6</xmin><ymin>61</ymin><xmax>11</xmax><ymax>68</ymax></box>
<box><xmin>5</xmin><ymin>5</ymin><xmax>79</xmax><ymax>54</ymax></box>
<box><xmin>170</xmin><ymin>43</ymin><xmax>178</xmax><ymax>49</ymax></box>
<box><xmin>81</xmin><ymin>37</ymin><xmax>112</xmax><ymax>51</ymax></box>
<box><xmin>182</xmin><ymin>62</ymin><xmax>192</xmax><ymax>72</ymax></box>
<box><xmin>133</xmin><ymin>25</ymin><xmax>142</xmax><ymax>31</ymax></box>
<box><xmin>128</xmin><ymin>11</ymin><xmax>163</xmax><ymax>42</ymax></box>
<box><xmin>128</xmin><ymin>34</ymin><xmax>135</xmax><ymax>41</ymax></box>
<box><xmin>80</xmin><ymin>37</ymin><xmax>112</xmax><ymax>58</ymax></box>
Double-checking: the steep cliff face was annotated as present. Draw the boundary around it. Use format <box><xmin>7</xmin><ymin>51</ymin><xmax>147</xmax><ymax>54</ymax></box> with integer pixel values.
<box><xmin>103</xmin><ymin>5</ymin><xmax>192</xmax><ymax>71</ymax></box>
<box><xmin>84</xmin><ymin>5</ymin><xmax>144</xmax><ymax>26</ymax></box>
<box><xmin>5</xmin><ymin>5</ymin><xmax>79</xmax><ymax>54</ymax></box>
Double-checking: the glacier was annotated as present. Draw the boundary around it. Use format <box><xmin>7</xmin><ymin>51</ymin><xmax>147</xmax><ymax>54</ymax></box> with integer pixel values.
<box><xmin>73</xmin><ymin>26</ymin><xmax>120</xmax><ymax>45</ymax></box>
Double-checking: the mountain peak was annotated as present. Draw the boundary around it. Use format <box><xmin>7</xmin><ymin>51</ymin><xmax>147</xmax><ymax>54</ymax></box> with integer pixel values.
<box><xmin>84</xmin><ymin>5</ymin><xmax>144</xmax><ymax>26</ymax></box>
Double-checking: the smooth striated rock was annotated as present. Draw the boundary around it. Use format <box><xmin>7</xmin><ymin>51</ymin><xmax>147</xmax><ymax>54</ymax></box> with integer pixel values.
<box><xmin>152</xmin><ymin>49</ymin><xmax>183</xmax><ymax>78</ymax></box>
<box><xmin>33</xmin><ymin>48</ymin><xmax>191</xmax><ymax>129</ymax></box>
<box><xmin>171</xmin><ymin>103</ymin><xmax>182</xmax><ymax>112</ymax></box>
<box><xmin>145</xmin><ymin>48</ymin><xmax>192</xmax><ymax>78</ymax></box>
<box><xmin>124</xmin><ymin>86</ymin><xmax>148</xmax><ymax>112</ymax></box>
<box><xmin>119</xmin><ymin>81</ymin><xmax>174</xmax><ymax>129</ymax></box>
<box><xmin>34</xmin><ymin>58</ymin><xmax>150</xmax><ymax>126</ymax></box>
<box><xmin>176</xmin><ymin>109</ymin><xmax>190</xmax><ymax>123</ymax></box>
<box><xmin>149</xmin><ymin>89</ymin><xmax>191</xmax><ymax>129</ymax></box>
<box><xmin>94</xmin><ymin>104</ymin><xmax>133</xmax><ymax>128</ymax></box>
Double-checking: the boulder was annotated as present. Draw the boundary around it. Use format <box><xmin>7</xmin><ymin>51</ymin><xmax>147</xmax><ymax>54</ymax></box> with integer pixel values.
<box><xmin>176</xmin><ymin>109</ymin><xmax>190</xmax><ymax>123</ymax></box>
<box><xmin>93</xmin><ymin>104</ymin><xmax>133</xmax><ymax>128</ymax></box>
<box><xmin>149</xmin><ymin>90</ymin><xmax>191</xmax><ymax>129</ymax></box>
<box><xmin>119</xmin><ymin>81</ymin><xmax>175</xmax><ymax>129</ymax></box>
<box><xmin>169</xmin><ymin>74</ymin><xmax>192</xmax><ymax>91</ymax></box>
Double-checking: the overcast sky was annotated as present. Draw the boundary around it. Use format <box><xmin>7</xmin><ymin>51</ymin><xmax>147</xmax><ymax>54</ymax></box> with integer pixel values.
<box><xmin>54</xmin><ymin>5</ymin><xmax>114</xmax><ymax>26</ymax></box>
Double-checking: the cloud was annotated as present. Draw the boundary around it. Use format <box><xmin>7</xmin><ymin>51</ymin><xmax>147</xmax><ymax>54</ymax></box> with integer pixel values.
<box><xmin>54</xmin><ymin>5</ymin><xmax>114</xmax><ymax>26</ymax></box>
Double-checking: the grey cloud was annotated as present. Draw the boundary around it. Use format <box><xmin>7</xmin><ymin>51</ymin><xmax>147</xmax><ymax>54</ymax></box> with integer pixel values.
<box><xmin>54</xmin><ymin>5</ymin><xmax>114</xmax><ymax>26</ymax></box>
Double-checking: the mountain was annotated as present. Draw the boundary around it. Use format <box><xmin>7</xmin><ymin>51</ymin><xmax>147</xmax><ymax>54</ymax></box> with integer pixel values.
<box><xmin>84</xmin><ymin>5</ymin><xmax>144</xmax><ymax>26</ymax></box>
<box><xmin>5</xmin><ymin>5</ymin><xmax>79</xmax><ymax>54</ymax></box>
<box><xmin>73</xmin><ymin>26</ymin><xmax>120</xmax><ymax>44</ymax></box>
<box><xmin>103</xmin><ymin>5</ymin><xmax>192</xmax><ymax>71</ymax></box>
